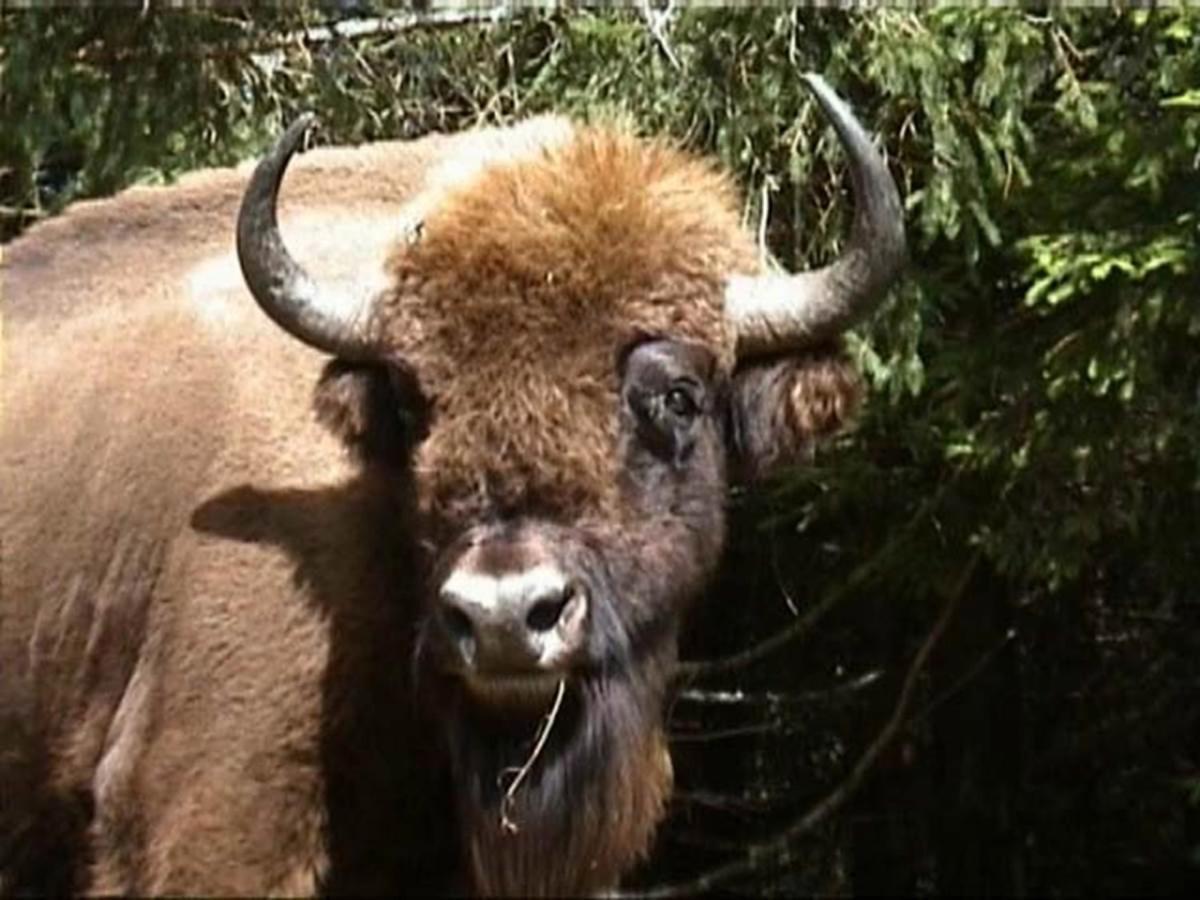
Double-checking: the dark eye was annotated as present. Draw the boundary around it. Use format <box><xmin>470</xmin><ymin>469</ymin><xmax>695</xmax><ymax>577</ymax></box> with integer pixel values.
<box><xmin>664</xmin><ymin>386</ymin><xmax>698</xmax><ymax>418</ymax></box>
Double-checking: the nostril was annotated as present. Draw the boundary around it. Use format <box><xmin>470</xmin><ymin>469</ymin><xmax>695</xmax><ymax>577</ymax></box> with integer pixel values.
<box><xmin>440</xmin><ymin>604</ymin><xmax>474</xmax><ymax>644</ymax></box>
<box><xmin>525</xmin><ymin>585</ymin><xmax>573</xmax><ymax>633</ymax></box>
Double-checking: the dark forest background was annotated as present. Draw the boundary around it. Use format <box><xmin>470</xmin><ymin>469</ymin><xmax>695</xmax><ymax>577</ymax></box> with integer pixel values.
<box><xmin>2</xmin><ymin>4</ymin><xmax>1197</xmax><ymax>896</ymax></box>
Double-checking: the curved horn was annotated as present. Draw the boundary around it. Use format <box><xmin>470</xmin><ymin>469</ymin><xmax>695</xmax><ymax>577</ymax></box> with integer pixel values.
<box><xmin>237</xmin><ymin>114</ymin><xmax>380</xmax><ymax>361</ymax></box>
<box><xmin>726</xmin><ymin>73</ymin><xmax>906</xmax><ymax>357</ymax></box>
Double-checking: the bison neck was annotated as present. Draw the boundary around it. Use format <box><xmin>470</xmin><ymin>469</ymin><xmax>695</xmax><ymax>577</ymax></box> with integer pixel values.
<box><xmin>449</xmin><ymin>677</ymin><xmax>672</xmax><ymax>897</ymax></box>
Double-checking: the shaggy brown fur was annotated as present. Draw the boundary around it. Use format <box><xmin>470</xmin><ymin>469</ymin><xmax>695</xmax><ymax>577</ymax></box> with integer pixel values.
<box><xmin>2</xmin><ymin>121</ymin><xmax>504</xmax><ymax>895</ymax></box>
<box><xmin>374</xmin><ymin>126</ymin><xmax>757</xmax><ymax>524</ymax></box>
<box><xmin>428</xmin><ymin>580</ymin><xmax>684</xmax><ymax>898</ymax></box>
<box><xmin>2</xmin><ymin>115</ymin><xmax>866</xmax><ymax>897</ymax></box>
<box><xmin>731</xmin><ymin>352</ymin><xmax>864</xmax><ymax>481</ymax></box>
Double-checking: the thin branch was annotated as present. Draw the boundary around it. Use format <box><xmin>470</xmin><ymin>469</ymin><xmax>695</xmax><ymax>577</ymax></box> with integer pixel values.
<box><xmin>669</xmin><ymin>673</ymin><xmax>885</xmax><ymax>745</ymax></box>
<box><xmin>0</xmin><ymin>206</ymin><xmax>46</xmax><ymax>219</ymax></box>
<box><xmin>906</xmin><ymin>627</ymin><xmax>1017</xmax><ymax>729</ymax></box>
<box><xmin>497</xmin><ymin>679</ymin><xmax>566</xmax><ymax>835</ymax></box>
<box><xmin>668</xmin><ymin>722</ymin><xmax>779</xmax><ymax>744</ymax></box>
<box><xmin>637</xmin><ymin>0</ymin><xmax>681</xmax><ymax>71</ymax></box>
<box><xmin>616</xmin><ymin>555</ymin><xmax>976</xmax><ymax>899</ymax></box>
<box><xmin>72</xmin><ymin>7</ymin><xmax>518</xmax><ymax>65</ymax></box>
<box><xmin>756</xmin><ymin>177</ymin><xmax>774</xmax><ymax>274</ymax></box>
<box><xmin>295</xmin><ymin>7</ymin><xmax>516</xmax><ymax>46</ymax></box>
<box><xmin>675</xmin><ymin>481</ymin><xmax>955</xmax><ymax>682</ymax></box>
<box><xmin>673</xmin><ymin>578</ymin><xmax>843</xmax><ymax>682</ymax></box>
<box><xmin>767</xmin><ymin>512</ymin><xmax>803</xmax><ymax>617</ymax></box>
<box><xmin>672</xmin><ymin>789</ymin><xmax>781</xmax><ymax>816</ymax></box>
<box><xmin>675</xmin><ymin>670</ymin><xmax>884</xmax><ymax>708</ymax></box>
<box><xmin>662</xmin><ymin>828</ymin><xmax>759</xmax><ymax>854</ymax></box>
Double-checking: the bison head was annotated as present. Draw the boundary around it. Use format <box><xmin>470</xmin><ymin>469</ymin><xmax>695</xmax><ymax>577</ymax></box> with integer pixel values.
<box><xmin>236</xmin><ymin>75</ymin><xmax>904</xmax><ymax>895</ymax></box>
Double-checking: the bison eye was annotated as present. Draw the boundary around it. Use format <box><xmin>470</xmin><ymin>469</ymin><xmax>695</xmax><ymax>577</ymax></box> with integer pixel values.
<box><xmin>620</xmin><ymin>341</ymin><xmax>715</xmax><ymax>465</ymax></box>
<box><xmin>664</xmin><ymin>385</ymin><xmax>699</xmax><ymax>419</ymax></box>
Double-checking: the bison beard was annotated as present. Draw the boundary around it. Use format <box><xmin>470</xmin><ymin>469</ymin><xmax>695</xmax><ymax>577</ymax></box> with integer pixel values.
<box><xmin>417</xmin><ymin>502</ymin><xmax>720</xmax><ymax>895</ymax></box>
<box><xmin>446</xmin><ymin>673</ymin><xmax>672</xmax><ymax>896</ymax></box>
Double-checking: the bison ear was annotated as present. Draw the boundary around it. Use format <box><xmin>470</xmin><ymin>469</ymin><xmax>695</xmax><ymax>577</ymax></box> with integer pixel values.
<box><xmin>313</xmin><ymin>360</ymin><xmax>429</xmax><ymax>465</ymax></box>
<box><xmin>729</xmin><ymin>350</ymin><xmax>863</xmax><ymax>483</ymax></box>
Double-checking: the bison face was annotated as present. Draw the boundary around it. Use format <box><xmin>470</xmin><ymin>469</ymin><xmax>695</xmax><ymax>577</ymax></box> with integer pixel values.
<box><xmin>237</xmin><ymin>74</ymin><xmax>904</xmax><ymax>894</ymax></box>
<box><xmin>304</xmin><ymin>334</ymin><xmax>735</xmax><ymax>894</ymax></box>
<box><xmin>313</xmin><ymin>334</ymin><xmax>730</xmax><ymax>719</ymax></box>
<box><xmin>423</xmin><ymin>337</ymin><xmax>728</xmax><ymax>713</ymax></box>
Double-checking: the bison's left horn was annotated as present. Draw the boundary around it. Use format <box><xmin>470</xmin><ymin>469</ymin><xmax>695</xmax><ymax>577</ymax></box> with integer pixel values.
<box><xmin>725</xmin><ymin>74</ymin><xmax>906</xmax><ymax>357</ymax></box>
<box><xmin>237</xmin><ymin>114</ymin><xmax>381</xmax><ymax>361</ymax></box>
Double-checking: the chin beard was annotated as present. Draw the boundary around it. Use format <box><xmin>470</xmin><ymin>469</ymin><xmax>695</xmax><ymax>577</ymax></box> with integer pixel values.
<box><xmin>445</xmin><ymin>674</ymin><xmax>673</xmax><ymax>897</ymax></box>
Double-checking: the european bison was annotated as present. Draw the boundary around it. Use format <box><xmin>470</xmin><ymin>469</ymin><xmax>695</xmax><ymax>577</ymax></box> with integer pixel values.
<box><xmin>0</xmin><ymin>75</ymin><xmax>904</xmax><ymax>896</ymax></box>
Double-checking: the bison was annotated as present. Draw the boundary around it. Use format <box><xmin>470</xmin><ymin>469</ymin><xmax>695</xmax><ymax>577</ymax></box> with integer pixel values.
<box><xmin>0</xmin><ymin>74</ymin><xmax>904</xmax><ymax>896</ymax></box>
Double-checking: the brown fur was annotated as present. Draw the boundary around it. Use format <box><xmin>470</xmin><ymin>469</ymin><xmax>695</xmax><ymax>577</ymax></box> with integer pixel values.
<box><xmin>376</xmin><ymin>126</ymin><xmax>757</xmax><ymax>524</ymax></box>
<box><xmin>1</xmin><ymin>116</ymin><xmax>863</xmax><ymax>897</ymax></box>
<box><xmin>3</xmin><ymin>121</ymin><xmax>551</xmax><ymax>895</ymax></box>
<box><xmin>731</xmin><ymin>352</ymin><xmax>864</xmax><ymax>480</ymax></box>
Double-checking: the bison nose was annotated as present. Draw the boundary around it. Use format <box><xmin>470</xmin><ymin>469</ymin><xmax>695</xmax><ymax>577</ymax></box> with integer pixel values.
<box><xmin>437</xmin><ymin>565</ymin><xmax>588</xmax><ymax>674</ymax></box>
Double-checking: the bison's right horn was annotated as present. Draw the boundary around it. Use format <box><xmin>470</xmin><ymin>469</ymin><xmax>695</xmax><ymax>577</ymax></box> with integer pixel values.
<box><xmin>725</xmin><ymin>74</ymin><xmax>906</xmax><ymax>358</ymax></box>
<box><xmin>237</xmin><ymin>114</ymin><xmax>381</xmax><ymax>361</ymax></box>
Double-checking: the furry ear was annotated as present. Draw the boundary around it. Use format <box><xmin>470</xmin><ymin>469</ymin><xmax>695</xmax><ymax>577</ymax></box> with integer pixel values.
<box><xmin>313</xmin><ymin>360</ymin><xmax>429</xmax><ymax>465</ymax></box>
<box><xmin>730</xmin><ymin>350</ymin><xmax>863</xmax><ymax>482</ymax></box>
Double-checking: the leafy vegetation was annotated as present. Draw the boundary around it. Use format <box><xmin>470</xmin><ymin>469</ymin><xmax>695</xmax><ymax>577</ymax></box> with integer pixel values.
<box><xmin>3</xmin><ymin>4</ymin><xmax>1197</xmax><ymax>894</ymax></box>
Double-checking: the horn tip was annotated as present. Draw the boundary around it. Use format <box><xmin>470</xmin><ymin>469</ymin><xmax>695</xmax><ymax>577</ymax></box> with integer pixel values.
<box><xmin>277</xmin><ymin>113</ymin><xmax>320</xmax><ymax>159</ymax></box>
